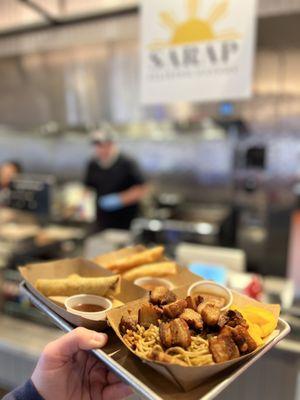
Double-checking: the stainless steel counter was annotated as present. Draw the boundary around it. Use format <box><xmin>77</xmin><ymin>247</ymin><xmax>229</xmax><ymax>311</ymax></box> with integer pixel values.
<box><xmin>0</xmin><ymin>315</ymin><xmax>62</xmax><ymax>390</ymax></box>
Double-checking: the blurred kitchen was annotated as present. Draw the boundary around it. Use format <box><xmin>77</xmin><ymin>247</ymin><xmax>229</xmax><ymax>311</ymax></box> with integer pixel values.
<box><xmin>0</xmin><ymin>0</ymin><xmax>300</xmax><ymax>399</ymax></box>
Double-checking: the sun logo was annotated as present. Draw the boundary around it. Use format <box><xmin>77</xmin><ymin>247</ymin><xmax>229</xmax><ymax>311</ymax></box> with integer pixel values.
<box><xmin>150</xmin><ymin>0</ymin><xmax>240</xmax><ymax>49</ymax></box>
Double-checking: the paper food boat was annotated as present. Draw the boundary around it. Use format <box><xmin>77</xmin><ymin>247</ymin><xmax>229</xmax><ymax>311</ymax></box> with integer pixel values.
<box><xmin>19</xmin><ymin>257</ymin><xmax>146</xmax><ymax>330</ymax></box>
<box><xmin>107</xmin><ymin>286</ymin><xmax>281</xmax><ymax>392</ymax></box>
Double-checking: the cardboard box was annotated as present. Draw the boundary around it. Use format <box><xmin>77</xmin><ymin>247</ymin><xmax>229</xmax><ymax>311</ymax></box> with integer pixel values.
<box><xmin>107</xmin><ymin>286</ymin><xmax>280</xmax><ymax>391</ymax></box>
<box><xmin>19</xmin><ymin>258</ymin><xmax>146</xmax><ymax>330</ymax></box>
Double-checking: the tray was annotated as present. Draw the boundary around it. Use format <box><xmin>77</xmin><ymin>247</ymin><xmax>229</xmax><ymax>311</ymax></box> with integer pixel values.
<box><xmin>20</xmin><ymin>281</ymin><xmax>291</xmax><ymax>400</ymax></box>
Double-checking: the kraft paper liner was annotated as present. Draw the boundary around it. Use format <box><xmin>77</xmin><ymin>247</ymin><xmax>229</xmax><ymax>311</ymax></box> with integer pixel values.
<box><xmin>107</xmin><ymin>286</ymin><xmax>280</xmax><ymax>392</ymax></box>
<box><xmin>19</xmin><ymin>258</ymin><xmax>146</xmax><ymax>331</ymax></box>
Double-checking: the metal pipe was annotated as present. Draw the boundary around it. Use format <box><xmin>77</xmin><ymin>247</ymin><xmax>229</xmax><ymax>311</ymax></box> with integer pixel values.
<box><xmin>17</xmin><ymin>0</ymin><xmax>58</xmax><ymax>24</ymax></box>
<box><xmin>0</xmin><ymin>4</ymin><xmax>138</xmax><ymax>39</ymax></box>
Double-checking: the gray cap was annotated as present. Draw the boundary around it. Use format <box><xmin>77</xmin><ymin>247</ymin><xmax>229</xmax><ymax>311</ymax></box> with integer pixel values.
<box><xmin>90</xmin><ymin>128</ymin><xmax>116</xmax><ymax>144</ymax></box>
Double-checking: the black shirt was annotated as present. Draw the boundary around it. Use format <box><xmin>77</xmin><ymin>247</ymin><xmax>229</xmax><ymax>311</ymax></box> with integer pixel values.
<box><xmin>84</xmin><ymin>155</ymin><xmax>145</xmax><ymax>230</ymax></box>
<box><xmin>3</xmin><ymin>379</ymin><xmax>43</xmax><ymax>400</ymax></box>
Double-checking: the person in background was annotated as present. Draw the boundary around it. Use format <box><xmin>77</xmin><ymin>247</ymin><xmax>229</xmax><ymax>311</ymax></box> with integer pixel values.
<box><xmin>0</xmin><ymin>160</ymin><xmax>22</xmax><ymax>190</ymax></box>
<box><xmin>3</xmin><ymin>327</ymin><xmax>132</xmax><ymax>400</ymax></box>
<box><xmin>0</xmin><ymin>160</ymin><xmax>22</xmax><ymax>205</ymax></box>
<box><xmin>84</xmin><ymin>129</ymin><xmax>148</xmax><ymax>231</ymax></box>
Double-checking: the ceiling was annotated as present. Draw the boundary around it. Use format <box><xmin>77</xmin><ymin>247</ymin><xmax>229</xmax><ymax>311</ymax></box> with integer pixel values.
<box><xmin>0</xmin><ymin>0</ymin><xmax>300</xmax><ymax>36</ymax></box>
<box><xmin>0</xmin><ymin>0</ymin><xmax>138</xmax><ymax>34</ymax></box>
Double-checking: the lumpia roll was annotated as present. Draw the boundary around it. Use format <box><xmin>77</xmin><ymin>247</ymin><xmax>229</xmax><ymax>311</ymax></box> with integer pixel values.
<box><xmin>122</xmin><ymin>262</ymin><xmax>177</xmax><ymax>281</ymax></box>
<box><xmin>107</xmin><ymin>246</ymin><xmax>165</xmax><ymax>273</ymax></box>
<box><xmin>36</xmin><ymin>275</ymin><xmax>120</xmax><ymax>297</ymax></box>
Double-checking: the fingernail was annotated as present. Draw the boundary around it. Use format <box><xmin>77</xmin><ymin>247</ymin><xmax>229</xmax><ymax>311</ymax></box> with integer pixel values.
<box><xmin>91</xmin><ymin>332</ymin><xmax>107</xmax><ymax>347</ymax></box>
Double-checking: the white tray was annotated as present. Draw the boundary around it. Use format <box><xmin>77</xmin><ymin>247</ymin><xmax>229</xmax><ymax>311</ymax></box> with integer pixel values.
<box><xmin>20</xmin><ymin>281</ymin><xmax>291</xmax><ymax>400</ymax></box>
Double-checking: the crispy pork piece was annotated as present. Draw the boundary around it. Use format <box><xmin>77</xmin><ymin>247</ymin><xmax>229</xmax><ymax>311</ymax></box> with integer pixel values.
<box><xmin>186</xmin><ymin>295</ymin><xmax>203</xmax><ymax>311</ymax></box>
<box><xmin>225</xmin><ymin>310</ymin><xmax>248</xmax><ymax>328</ymax></box>
<box><xmin>150</xmin><ymin>348</ymin><xmax>186</xmax><ymax>366</ymax></box>
<box><xmin>138</xmin><ymin>303</ymin><xmax>162</xmax><ymax>328</ymax></box>
<box><xmin>150</xmin><ymin>286</ymin><xmax>177</xmax><ymax>306</ymax></box>
<box><xmin>218</xmin><ymin>313</ymin><xmax>230</xmax><ymax>328</ymax></box>
<box><xmin>220</xmin><ymin>325</ymin><xmax>233</xmax><ymax>336</ymax></box>
<box><xmin>180</xmin><ymin>308</ymin><xmax>203</xmax><ymax>331</ymax></box>
<box><xmin>231</xmin><ymin>325</ymin><xmax>257</xmax><ymax>354</ymax></box>
<box><xmin>170</xmin><ymin>318</ymin><xmax>191</xmax><ymax>348</ymax></box>
<box><xmin>209</xmin><ymin>335</ymin><xmax>240</xmax><ymax>363</ymax></box>
<box><xmin>201</xmin><ymin>304</ymin><xmax>221</xmax><ymax>326</ymax></box>
<box><xmin>163</xmin><ymin>299</ymin><xmax>187</xmax><ymax>319</ymax></box>
<box><xmin>159</xmin><ymin>322</ymin><xmax>173</xmax><ymax>348</ymax></box>
<box><xmin>159</xmin><ymin>318</ymin><xmax>191</xmax><ymax>349</ymax></box>
<box><xmin>119</xmin><ymin>315</ymin><xmax>138</xmax><ymax>335</ymax></box>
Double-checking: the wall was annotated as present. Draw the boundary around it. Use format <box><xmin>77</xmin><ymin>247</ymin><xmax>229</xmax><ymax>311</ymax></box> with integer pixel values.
<box><xmin>0</xmin><ymin>13</ymin><xmax>299</xmax><ymax>130</ymax></box>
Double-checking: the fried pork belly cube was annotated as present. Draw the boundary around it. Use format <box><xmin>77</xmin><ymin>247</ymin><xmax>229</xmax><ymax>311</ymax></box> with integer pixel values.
<box><xmin>170</xmin><ymin>318</ymin><xmax>191</xmax><ymax>348</ymax></box>
<box><xmin>209</xmin><ymin>335</ymin><xmax>240</xmax><ymax>363</ymax></box>
<box><xmin>219</xmin><ymin>325</ymin><xmax>233</xmax><ymax>336</ymax></box>
<box><xmin>138</xmin><ymin>303</ymin><xmax>162</xmax><ymax>328</ymax></box>
<box><xmin>201</xmin><ymin>304</ymin><xmax>221</xmax><ymax>326</ymax></box>
<box><xmin>186</xmin><ymin>295</ymin><xmax>203</xmax><ymax>311</ymax></box>
<box><xmin>180</xmin><ymin>308</ymin><xmax>203</xmax><ymax>331</ymax></box>
<box><xmin>119</xmin><ymin>315</ymin><xmax>138</xmax><ymax>335</ymax></box>
<box><xmin>150</xmin><ymin>348</ymin><xmax>186</xmax><ymax>366</ymax></box>
<box><xmin>163</xmin><ymin>299</ymin><xmax>187</xmax><ymax>319</ymax></box>
<box><xmin>231</xmin><ymin>325</ymin><xmax>257</xmax><ymax>354</ymax></box>
<box><xmin>159</xmin><ymin>318</ymin><xmax>191</xmax><ymax>349</ymax></box>
<box><xmin>150</xmin><ymin>286</ymin><xmax>177</xmax><ymax>306</ymax></box>
<box><xmin>225</xmin><ymin>310</ymin><xmax>248</xmax><ymax>328</ymax></box>
<box><xmin>218</xmin><ymin>313</ymin><xmax>230</xmax><ymax>328</ymax></box>
<box><xmin>159</xmin><ymin>321</ymin><xmax>173</xmax><ymax>348</ymax></box>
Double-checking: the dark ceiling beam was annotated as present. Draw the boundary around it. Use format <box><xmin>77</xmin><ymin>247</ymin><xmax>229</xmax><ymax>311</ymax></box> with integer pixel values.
<box><xmin>0</xmin><ymin>5</ymin><xmax>138</xmax><ymax>38</ymax></box>
<box><xmin>17</xmin><ymin>0</ymin><xmax>59</xmax><ymax>24</ymax></box>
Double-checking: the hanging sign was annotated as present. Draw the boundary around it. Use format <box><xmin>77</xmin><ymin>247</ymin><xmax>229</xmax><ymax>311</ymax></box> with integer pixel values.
<box><xmin>140</xmin><ymin>0</ymin><xmax>257</xmax><ymax>104</ymax></box>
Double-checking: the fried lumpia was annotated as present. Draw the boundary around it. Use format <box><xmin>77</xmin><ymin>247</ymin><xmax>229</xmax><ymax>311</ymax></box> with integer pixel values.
<box><xmin>106</xmin><ymin>246</ymin><xmax>165</xmax><ymax>273</ymax></box>
<box><xmin>36</xmin><ymin>275</ymin><xmax>120</xmax><ymax>297</ymax></box>
<box><xmin>122</xmin><ymin>261</ymin><xmax>177</xmax><ymax>281</ymax></box>
<box><xmin>93</xmin><ymin>246</ymin><xmax>145</xmax><ymax>269</ymax></box>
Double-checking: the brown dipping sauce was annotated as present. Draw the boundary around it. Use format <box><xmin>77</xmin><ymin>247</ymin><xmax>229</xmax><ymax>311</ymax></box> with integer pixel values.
<box><xmin>194</xmin><ymin>292</ymin><xmax>226</xmax><ymax>308</ymax></box>
<box><xmin>73</xmin><ymin>304</ymin><xmax>106</xmax><ymax>313</ymax></box>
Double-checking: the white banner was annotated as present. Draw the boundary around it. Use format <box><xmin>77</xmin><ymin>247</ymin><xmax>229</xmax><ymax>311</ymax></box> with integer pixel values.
<box><xmin>140</xmin><ymin>0</ymin><xmax>257</xmax><ymax>104</ymax></box>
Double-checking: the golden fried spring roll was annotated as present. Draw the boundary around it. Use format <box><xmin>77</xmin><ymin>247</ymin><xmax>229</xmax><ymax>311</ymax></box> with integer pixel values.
<box><xmin>122</xmin><ymin>261</ymin><xmax>177</xmax><ymax>281</ymax></box>
<box><xmin>107</xmin><ymin>246</ymin><xmax>165</xmax><ymax>273</ymax></box>
<box><xmin>93</xmin><ymin>246</ymin><xmax>145</xmax><ymax>269</ymax></box>
<box><xmin>36</xmin><ymin>275</ymin><xmax>120</xmax><ymax>297</ymax></box>
<box><xmin>67</xmin><ymin>273</ymin><xmax>81</xmax><ymax>280</ymax></box>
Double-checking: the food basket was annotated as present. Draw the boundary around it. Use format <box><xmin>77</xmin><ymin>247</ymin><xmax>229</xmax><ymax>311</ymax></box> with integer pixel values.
<box><xmin>20</xmin><ymin>281</ymin><xmax>290</xmax><ymax>400</ymax></box>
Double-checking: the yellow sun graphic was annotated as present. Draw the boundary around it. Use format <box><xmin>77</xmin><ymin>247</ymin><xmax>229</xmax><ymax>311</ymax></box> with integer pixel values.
<box><xmin>150</xmin><ymin>0</ymin><xmax>240</xmax><ymax>49</ymax></box>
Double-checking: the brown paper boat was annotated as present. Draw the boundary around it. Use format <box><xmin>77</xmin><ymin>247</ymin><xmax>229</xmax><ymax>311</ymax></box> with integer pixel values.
<box><xmin>107</xmin><ymin>286</ymin><xmax>280</xmax><ymax>391</ymax></box>
<box><xmin>19</xmin><ymin>258</ymin><xmax>146</xmax><ymax>331</ymax></box>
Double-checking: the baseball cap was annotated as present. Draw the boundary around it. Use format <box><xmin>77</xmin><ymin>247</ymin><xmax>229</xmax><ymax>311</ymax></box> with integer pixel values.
<box><xmin>90</xmin><ymin>129</ymin><xmax>116</xmax><ymax>144</ymax></box>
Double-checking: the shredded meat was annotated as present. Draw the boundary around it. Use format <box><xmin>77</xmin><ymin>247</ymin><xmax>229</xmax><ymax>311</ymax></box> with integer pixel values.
<box><xmin>138</xmin><ymin>303</ymin><xmax>162</xmax><ymax>328</ymax></box>
<box><xmin>119</xmin><ymin>315</ymin><xmax>138</xmax><ymax>335</ymax></box>
<box><xmin>163</xmin><ymin>299</ymin><xmax>187</xmax><ymax>319</ymax></box>
<box><xmin>150</xmin><ymin>286</ymin><xmax>177</xmax><ymax>306</ymax></box>
<box><xmin>209</xmin><ymin>334</ymin><xmax>240</xmax><ymax>363</ymax></box>
<box><xmin>231</xmin><ymin>325</ymin><xmax>257</xmax><ymax>354</ymax></box>
<box><xmin>180</xmin><ymin>308</ymin><xmax>203</xmax><ymax>331</ymax></box>
<box><xmin>186</xmin><ymin>295</ymin><xmax>203</xmax><ymax>311</ymax></box>
<box><xmin>160</xmin><ymin>318</ymin><xmax>191</xmax><ymax>349</ymax></box>
<box><xmin>201</xmin><ymin>304</ymin><xmax>221</xmax><ymax>326</ymax></box>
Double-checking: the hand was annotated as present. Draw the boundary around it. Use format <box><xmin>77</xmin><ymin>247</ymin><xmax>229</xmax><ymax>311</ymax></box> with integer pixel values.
<box><xmin>99</xmin><ymin>194</ymin><xmax>123</xmax><ymax>212</ymax></box>
<box><xmin>31</xmin><ymin>327</ymin><xmax>132</xmax><ymax>400</ymax></box>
